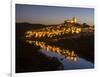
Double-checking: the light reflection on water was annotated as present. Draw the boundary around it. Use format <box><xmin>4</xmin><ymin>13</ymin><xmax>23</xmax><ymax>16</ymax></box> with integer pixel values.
<box><xmin>40</xmin><ymin>49</ymin><xmax>94</xmax><ymax>69</ymax></box>
<box><xmin>26</xmin><ymin>40</ymin><xmax>78</xmax><ymax>62</ymax></box>
<box><xmin>26</xmin><ymin>40</ymin><xmax>94</xmax><ymax>69</ymax></box>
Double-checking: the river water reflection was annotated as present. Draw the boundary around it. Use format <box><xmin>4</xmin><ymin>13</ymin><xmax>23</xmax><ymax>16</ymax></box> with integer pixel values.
<box><xmin>26</xmin><ymin>40</ymin><xmax>94</xmax><ymax>69</ymax></box>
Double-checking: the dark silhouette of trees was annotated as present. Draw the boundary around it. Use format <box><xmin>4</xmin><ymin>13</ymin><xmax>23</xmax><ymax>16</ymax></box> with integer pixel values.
<box><xmin>82</xmin><ymin>23</ymin><xmax>90</xmax><ymax>28</ymax></box>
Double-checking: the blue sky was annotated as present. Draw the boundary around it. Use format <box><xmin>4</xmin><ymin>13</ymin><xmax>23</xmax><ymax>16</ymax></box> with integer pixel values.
<box><xmin>16</xmin><ymin>4</ymin><xmax>94</xmax><ymax>26</ymax></box>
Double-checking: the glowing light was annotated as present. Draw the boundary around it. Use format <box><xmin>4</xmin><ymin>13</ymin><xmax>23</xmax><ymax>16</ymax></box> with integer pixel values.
<box><xmin>26</xmin><ymin>40</ymin><xmax>78</xmax><ymax>62</ymax></box>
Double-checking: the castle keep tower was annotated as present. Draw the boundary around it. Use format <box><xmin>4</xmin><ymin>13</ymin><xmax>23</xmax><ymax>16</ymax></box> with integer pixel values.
<box><xmin>73</xmin><ymin>17</ymin><xmax>77</xmax><ymax>23</ymax></box>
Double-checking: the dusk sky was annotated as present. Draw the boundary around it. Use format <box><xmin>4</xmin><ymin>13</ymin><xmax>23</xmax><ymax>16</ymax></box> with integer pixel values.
<box><xmin>16</xmin><ymin>4</ymin><xmax>94</xmax><ymax>26</ymax></box>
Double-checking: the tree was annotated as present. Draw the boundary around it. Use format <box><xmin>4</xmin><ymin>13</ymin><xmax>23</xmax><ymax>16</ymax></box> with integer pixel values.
<box><xmin>75</xmin><ymin>23</ymin><xmax>82</xmax><ymax>27</ymax></box>
<box><xmin>82</xmin><ymin>23</ymin><xmax>90</xmax><ymax>28</ymax></box>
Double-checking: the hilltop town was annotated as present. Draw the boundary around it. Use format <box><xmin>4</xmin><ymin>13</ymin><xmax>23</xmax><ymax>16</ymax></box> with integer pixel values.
<box><xmin>25</xmin><ymin>17</ymin><xmax>94</xmax><ymax>41</ymax></box>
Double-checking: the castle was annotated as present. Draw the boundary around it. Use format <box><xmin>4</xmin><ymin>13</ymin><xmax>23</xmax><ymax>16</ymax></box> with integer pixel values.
<box><xmin>64</xmin><ymin>17</ymin><xmax>77</xmax><ymax>24</ymax></box>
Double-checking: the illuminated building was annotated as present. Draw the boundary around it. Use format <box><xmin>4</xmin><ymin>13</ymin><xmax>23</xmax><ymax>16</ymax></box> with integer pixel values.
<box><xmin>64</xmin><ymin>17</ymin><xmax>77</xmax><ymax>26</ymax></box>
